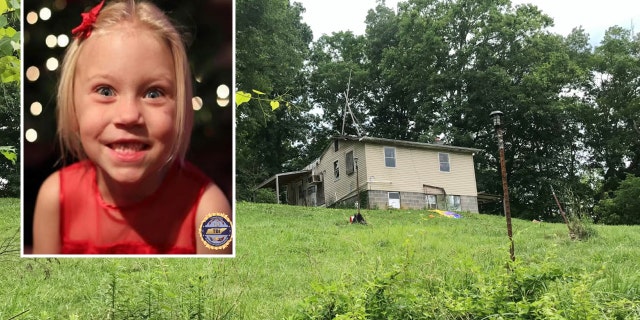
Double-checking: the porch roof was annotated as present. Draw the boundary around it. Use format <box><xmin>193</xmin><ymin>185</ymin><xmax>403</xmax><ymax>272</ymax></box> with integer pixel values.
<box><xmin>254</xmin><ymin>170</ymin><xmax>311</xmax><ymax>190</ymax></box>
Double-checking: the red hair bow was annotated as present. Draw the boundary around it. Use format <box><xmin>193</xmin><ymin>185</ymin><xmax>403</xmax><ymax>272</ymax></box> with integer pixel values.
<box><xmin>71</xmin><ymin>0</ymin><xmax>106</xmax><ymax>39</ymax></box>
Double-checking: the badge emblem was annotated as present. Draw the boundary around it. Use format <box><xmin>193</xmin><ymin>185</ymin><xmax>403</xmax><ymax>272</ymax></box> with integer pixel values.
<box><xmin>199</xmin><ymin>212</ymin><xmax>233</xmax><ymax>251</ymax></box>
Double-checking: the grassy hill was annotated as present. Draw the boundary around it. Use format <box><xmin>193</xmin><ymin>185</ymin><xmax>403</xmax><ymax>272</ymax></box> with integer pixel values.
<box><xmin>1</xmin><ymin>199</ymin><xmax>639</xmax><ymax>319</ymax></box>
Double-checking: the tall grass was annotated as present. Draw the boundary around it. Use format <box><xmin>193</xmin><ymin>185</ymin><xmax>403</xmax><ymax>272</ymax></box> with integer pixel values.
<box><xmin>1</xmin><ymin>200</ymin><xmax>639</xmax><ymax>319</ymax></box>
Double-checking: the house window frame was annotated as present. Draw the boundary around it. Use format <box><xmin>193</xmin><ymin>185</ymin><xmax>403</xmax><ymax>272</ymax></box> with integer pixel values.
<box><xmin>345</xmin><ymin>151</ymin><xmax>355</xmax><ymax>175</ymax></box>
<box><xmin>425</xmin><ymin>194</ymin><xmax>437</xmax><ymax>209</ymax></box>
<box><xmin>447</xmin><ymin>195</ymin><xmax>461</xmax><ymax>211</ymax></box>
<box><xmin>388</xmin><ymin>191</ymin><xmax>400</xmax><ymax>209</ymax></box>
<box><xmin>384</xmin><ymin>146</ymin><xmax>396</xmax><ymax>168</ymax></box>
<box><xmin>333</xmin><ymin>160</ymin><xmax>340</xmax><ymax>180</ymax></box>
<box><xmin>334</xmin><ymin>139</ymin><xmax>339</xmax><ymax>152</ymax></box>
<box><xmin>439</xmin><ymin>152</ymin><xmax>451</xmax><ymax>172</ymax></box>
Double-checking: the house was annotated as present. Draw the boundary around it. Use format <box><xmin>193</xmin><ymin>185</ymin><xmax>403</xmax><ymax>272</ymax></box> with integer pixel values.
<box><xmin>255</xmin><ymin>136</ymin><xmax>482</xmax><ymax>212</ymax></box>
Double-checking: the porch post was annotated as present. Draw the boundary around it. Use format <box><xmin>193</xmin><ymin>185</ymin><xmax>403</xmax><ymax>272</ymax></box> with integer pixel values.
<box><xmin>275</xmin><ymin>174</ymin><xmax>280</xmax><ymax>204</ymax></box>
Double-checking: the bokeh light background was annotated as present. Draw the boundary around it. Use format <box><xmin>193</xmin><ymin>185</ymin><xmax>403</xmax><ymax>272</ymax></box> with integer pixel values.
<box><xmin>23</xmin><ymin>0</ymin><xmax>233</xmax><ymax>248</ymax></box>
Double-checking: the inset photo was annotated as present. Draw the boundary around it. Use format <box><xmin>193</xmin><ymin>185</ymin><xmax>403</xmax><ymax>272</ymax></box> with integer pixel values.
<box><xmin>22</xmin><ymin>0</ymin><xmax>233</xmax><ymax>256</ymax></box>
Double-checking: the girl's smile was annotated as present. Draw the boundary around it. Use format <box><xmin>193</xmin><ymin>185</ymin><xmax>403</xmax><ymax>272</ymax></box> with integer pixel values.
<box><xmin>107</xmin><ymin>140</ymin><xmax>150</xmax><ymax>163</ymax></box>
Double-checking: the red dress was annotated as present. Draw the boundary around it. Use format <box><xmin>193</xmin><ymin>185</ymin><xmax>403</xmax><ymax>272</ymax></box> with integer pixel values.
<box><xmin>59</xmin><ymin>161</ymin><xmax>209</xmax><ymax>254</ymax></box>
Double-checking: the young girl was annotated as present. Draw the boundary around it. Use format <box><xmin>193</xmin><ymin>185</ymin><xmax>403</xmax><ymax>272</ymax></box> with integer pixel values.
<box><xmin>32</xmin><ymin>0</ymin><xmax>232</xmax><ymax>255</ymax></box>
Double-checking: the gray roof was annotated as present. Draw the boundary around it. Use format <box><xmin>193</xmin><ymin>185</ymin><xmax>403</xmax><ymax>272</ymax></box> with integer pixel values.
<box><xmin>334</xmin><ymin>135</ymin><xmax>482</xmax><ymax>154</ymax></box>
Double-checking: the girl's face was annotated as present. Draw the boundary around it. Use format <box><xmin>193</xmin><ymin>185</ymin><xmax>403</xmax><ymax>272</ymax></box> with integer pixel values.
<box><xmin>73</xmin><ymin>25</ymin><xmax>177</xmax><ymax>190</ymax></box>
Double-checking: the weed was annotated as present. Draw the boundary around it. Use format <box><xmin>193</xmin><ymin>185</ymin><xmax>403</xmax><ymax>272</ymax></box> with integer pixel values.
<box><xmin>296</xmin><ymin>248</ymin><xmax>640</xmax><ymax>319</ymax></box>
<box><xmin>568</xmin><ymin>215</ymin><xmax>597</xmax><ymax>240</ymax></box>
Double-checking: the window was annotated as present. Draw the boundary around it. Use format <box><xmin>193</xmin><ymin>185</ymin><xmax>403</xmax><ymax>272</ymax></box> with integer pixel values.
<box><xmin>447</xmin><ymin>195</ymin><xmax>461</xmax><ymax>211</ymax></box>
<box><xmin>334</xmin><ymin>139</ymin><xmax>339</xmax><ymax>152</ymax></box>
<box><xmin>388</xmin><ymin>192</ymin><xmax>400</xmax><ymax>209</ymax></box>
<box><xmin>345</xmin><ymin>151</ymin><xmax>354</xmax><ymax>175</ymax></box>
<box><xmin>439</xmin><ymin>153</ymin><xmax>450</xmax><ymax>172</ymax></box>
<box><xmin>333</xmin><ymin>160</ymin><xmax>340</xmax><ymax>179</ymax></box>
<box><xmin>384</xmin><ymin>147</ymin><xmax>396</xmax><ymax>167</ymax></box>
<box><xmin>426</xmin><ymin>194</ymin><xmax>437</xmax><ymax>209</ymax></box>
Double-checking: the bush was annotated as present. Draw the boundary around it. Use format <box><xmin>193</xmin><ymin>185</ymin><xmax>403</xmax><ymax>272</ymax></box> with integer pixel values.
<box><xmin>595</xmin><ymin>174</ymin><xmax>640</xmax><ymax>225</ymax></box>
<box><xmin>254</xmin><ymin>188</ymin><xmax>278</xmax><ymax>203</ymax></box>
<box><xmin>568</xmin><ymin>215</ymin><xmax>597</xmax><ymax>240</ymax></box>
<box><xmin>294</xmin><ymin>255</ymin><xmax>640</xmax><ymax>319</ymax></box>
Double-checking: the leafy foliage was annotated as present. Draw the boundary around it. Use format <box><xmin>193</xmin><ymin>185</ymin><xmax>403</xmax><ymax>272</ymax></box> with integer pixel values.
<box><xmin>595</xmin><ymin>174</ymin><xmax>640</xmax><ymax>225</ymax></box>
<box><xmin>0</xmin><ymin>0</ymin><xmax>19</xmax><ymax>84</ymax></box>
<box><xmin>0</xmin><ymin>0</ymin><xmax>18</xmax><ymax>170</ymax></box>
<box><xmin>253</xmin><ymin>188</ymin><xmax>277</xmax><ymax>203</ymax></box>
<box><xmin>0</xmin><ymin>83</ymin><xmax>19</xmax><ymax>197</ymax></box>
<box><xmin>581</xmin><ymin>26</ymin><xmax>640</xmax><ymax>196</ymax></box>
<box><xmin>235</xmin><ymin>0</ymin><xmax>316</xmax><ymax>200</ymax></box>
<box><xmin>235</xmin><ymin>89</ymin><xmax>294</xmax><ymax>111</ymax></box>
<box><xmin>296</xmin><ymin>254</ymin><xmax>640</xmax><ymax>319</ymax></box>
<box><xmin>308</xmin><ymin>31</ymin><xmax>370</xmax><ymax>137</ymax></box>
<box><xmin>567</xmin><ymin>215</ymin><xmax>598</xmax><ymax>240</ymax></box>
<box><xmin>0</xmin><ymin>146</ymin><xmax>15</xmax><ymax>164</ymax></box>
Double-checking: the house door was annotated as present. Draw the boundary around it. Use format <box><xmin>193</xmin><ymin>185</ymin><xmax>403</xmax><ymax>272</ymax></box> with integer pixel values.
<box><xmin>388</xmin><ymin>192</ymin><xmax>400</xmax><ymax>209</ymax></box>
<box><xmin>307</xmin><ymin>185</ymin><xmax>317</xmax><ymax>206</ymax></box>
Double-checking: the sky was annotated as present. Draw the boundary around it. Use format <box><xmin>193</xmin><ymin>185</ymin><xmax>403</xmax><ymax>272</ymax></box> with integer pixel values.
<box><xmin>296</xmin><ymin>0</ymin><xmax>640</xmax><ymax>46</ymax></box>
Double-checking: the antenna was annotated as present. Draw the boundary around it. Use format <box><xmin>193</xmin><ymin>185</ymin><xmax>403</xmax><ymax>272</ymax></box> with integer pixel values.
<box><xmin>340</xmin><ymin>72</ymin><xmax>351</xmax><ymax>135</ymax></box>
<box><xmin>340</xmin><ymin>70</ymin><xmax>364</xmax><ymax>137</ymax></box>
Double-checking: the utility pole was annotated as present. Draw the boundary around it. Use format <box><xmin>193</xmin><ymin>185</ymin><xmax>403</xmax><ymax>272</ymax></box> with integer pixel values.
<box><xmin>490</xmin><ymin>111</ymin><xmax>515</xmax><ymax>262</ymax></box>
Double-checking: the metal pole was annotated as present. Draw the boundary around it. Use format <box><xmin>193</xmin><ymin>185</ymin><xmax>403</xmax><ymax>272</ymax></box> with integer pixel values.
<box><xmin>355</xmin><ymin>158</ymin><xmax>361</xmax><ymax>216</ymax></box>
<box><xmin>496</xmin><ymin>126</ymin><xmax>515</xmax><ymax>262</ymax></box>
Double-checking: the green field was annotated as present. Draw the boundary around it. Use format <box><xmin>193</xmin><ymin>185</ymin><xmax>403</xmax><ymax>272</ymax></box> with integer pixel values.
<box><xmin>1</xmin><ymin>198</ymin><xmax>639</xmax><ymax>319</ymax></box>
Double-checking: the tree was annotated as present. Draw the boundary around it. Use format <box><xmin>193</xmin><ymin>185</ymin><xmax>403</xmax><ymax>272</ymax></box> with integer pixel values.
<box><xmin>235</xmin><ymin>0</ymin><xmax>314</xmax><ymax>200</ymax></box>
<box><xmin>581</xmin><ymin>26</ymin><xmax>640</xmax><ymax>197</ymax></box>
<box><xmin>364</xmin><ymin>0</ymin><xmax>442</xmax><ymax>141</ymax></box>
<box><xmin>308</xmin><ymin>31</ymin><xmax>370</xmax><ymax>137</ymax></box>
<box><xmin>0</xmin><ymin>82</ymin><xmax>19</xmax><ymax>197</ymax></box>
<box><xmin>0</xmin><ymin>0</ymin><xmax>19</xmax><ymax>197</ymax></box>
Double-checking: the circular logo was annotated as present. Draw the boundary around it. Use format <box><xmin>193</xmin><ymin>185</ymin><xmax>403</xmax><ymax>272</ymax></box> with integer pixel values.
<box><xmin>199</xmin><ymin>212</ymin><xmax>233</xmax><ymax>251</ymax></box>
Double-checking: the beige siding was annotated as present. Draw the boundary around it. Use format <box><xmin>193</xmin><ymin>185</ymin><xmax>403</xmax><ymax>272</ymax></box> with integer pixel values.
<box><xmin>363</xmin><ymin>144</ymin><xmax>477</xmax><ymax>197</ymax></box>
<box><xmin>311</xmin><ymin>140</ymin><xmax>367</xmax><ymax>206</ymax></box>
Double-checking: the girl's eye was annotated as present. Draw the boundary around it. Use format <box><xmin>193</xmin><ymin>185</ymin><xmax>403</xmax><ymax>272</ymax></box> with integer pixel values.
<box><xmin>145</xmin><ymin>89</ymin><xmax>163</xmax><ymax>99</ymax></box>
<box><xmin>96</xmin><ymin>86</ymin><xmax>115</xmax><ymax>97</ymax></box>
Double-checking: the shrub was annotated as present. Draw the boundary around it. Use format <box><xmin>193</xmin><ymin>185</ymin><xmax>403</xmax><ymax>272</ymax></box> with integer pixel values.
<box><xmin>568</xmin><ymin>215</ymin><xmax>597</xmax><ymax>240</ymax></box>
<box><xmin>254</xmin><ymin>188</ymin><xmax>278</xmax><ymax>203</ymax></box>
<box><xmin>595</xmin><ymin>174</ymin><xmax>640</xmax><ymax>225</ymax></box>
<box><xmin>295</xmin><ymin>255</ymin><xmax>640</xmax><ymax>319</ymax></box>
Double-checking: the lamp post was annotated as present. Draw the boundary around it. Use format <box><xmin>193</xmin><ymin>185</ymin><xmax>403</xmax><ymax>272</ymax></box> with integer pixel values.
<box><xmin>490</xmin><ymin>110</ymin><xmax>515</xmax><ymax>262</ymax></box>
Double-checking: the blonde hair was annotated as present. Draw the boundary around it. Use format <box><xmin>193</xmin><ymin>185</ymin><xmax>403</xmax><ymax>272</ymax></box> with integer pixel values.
<box><xmin>57</xmin><ymin>0</ymin><xmax>193</xmax><ymax>165</ymax></box>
